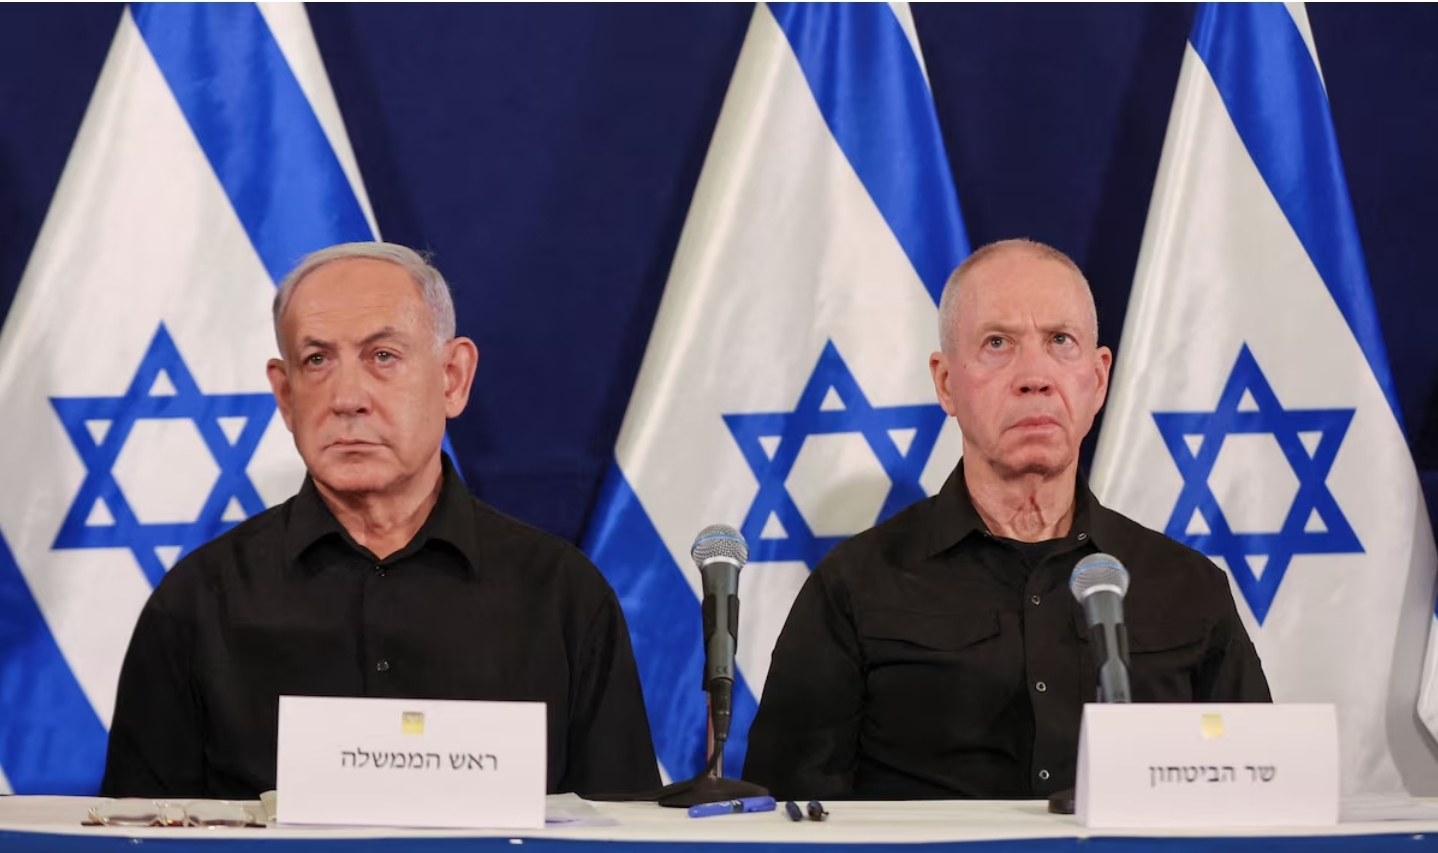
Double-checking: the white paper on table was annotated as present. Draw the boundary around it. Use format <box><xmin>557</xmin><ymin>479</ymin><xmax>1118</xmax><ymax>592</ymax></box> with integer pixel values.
<box><xmin>544</xmin><ymin>793</ymin><xmax>617</xmax><ymax>827</ymax></box>
<box><xmin>1340</xmin><ymin>796</ymin><xmax>1438</xmax><ymax>823</ymax></box>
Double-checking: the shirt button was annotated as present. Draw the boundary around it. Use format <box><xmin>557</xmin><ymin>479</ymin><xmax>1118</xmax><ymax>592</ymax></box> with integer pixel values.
<box><xmin>374</xmin><ymin>565</ymin><xmax>385</xmax><ymax>578</ymax></box>
<box><xmin>376</xmin><ymin>660</ymin><xmax>390</xmax><ymax>672</ymax></box>
<box><xmin>1077</xmin><ymin>533</ymin><xmax>1088</xmax><ymax>541</ymax></box>
<box><xmin>1039</xmin><ymin>769</ymin><xmax>1051</xmax><ymax>781</ymax></box>
<box><xmin>1031</xmin><ymin>595</ymin><xmax>1041</xmax><ymax>605</ymax></box>
<box><xmin>1035</xmin><ymin>681</ymin><xmax>1047</xmax><ymax>693</ymax></box>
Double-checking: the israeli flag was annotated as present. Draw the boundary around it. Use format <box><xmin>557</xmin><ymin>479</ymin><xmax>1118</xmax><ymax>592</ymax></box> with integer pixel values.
<box><xmin>1091</xmin><ymin>3</ymin><xmax>1438</xmax><ymax>796</ymax></box>
<box><xmin>0</xmin><ymin>4</ymin><xmax>378</xmax><ymax>793</ymax></box>
<box><xmin>583</xmin><ymin>2</ymin><xmax>969</xmax><ymax>780</ymax></box>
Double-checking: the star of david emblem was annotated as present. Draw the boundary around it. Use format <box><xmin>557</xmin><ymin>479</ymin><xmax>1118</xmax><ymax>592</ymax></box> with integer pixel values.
<box><xmin>50</xmin><ymin>324</ymin><xmax>277</xmax><ymax>587</ymax></box>
<box><xmin>1153</xmin><ymin>344</ymin><xmax>1361</xmax><ymax>623</ymax></box>
<box><xmin>723</xmin><ymin>340</ymin><xmax>946</xmax><ymax>569</ymax></box>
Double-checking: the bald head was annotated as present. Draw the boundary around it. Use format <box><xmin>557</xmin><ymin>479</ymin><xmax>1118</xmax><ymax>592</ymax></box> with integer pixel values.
<box><xmin>937</xmin><ymin>239</ymin><xmax>1098</xmax><ymax>354</ymax></box>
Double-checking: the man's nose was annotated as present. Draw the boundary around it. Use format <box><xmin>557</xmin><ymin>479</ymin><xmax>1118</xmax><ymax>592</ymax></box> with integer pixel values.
<box><xmin>1013</xmin><ymin>346</ymin><xmax>1055</xmax><ymax>395</ymax></box>
<box><xmin>329</xmin><ymin>360</ymin><xmax>370</xmax><ymax>414</ymax></box>
<box><xmin>1015</xmin><ymin>376</ymin><xmax>1053</xmax><ymax>395</ymax></box>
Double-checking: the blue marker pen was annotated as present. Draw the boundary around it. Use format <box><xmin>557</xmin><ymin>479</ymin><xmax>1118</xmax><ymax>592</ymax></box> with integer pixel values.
<box><xmin>687</xmin><ymin>796</ymin><xmax>777</xmax><ymax>818</ymax></box>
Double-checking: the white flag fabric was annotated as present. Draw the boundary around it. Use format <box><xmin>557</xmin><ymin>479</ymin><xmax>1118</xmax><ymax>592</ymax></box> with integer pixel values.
<box><xmin>1091</xmin><ymin>2</ymin><xmax>1438</xmax><ymax>797</ymax></box>
<box><xmin>0</xmin><ymin>3</ymin><xmax>379</xmax><ymax>793</ymax></box>
<box><xmin>583</xmin><ymin>2</ymin><xmax>969</xmax><ymax>780</ymax></box>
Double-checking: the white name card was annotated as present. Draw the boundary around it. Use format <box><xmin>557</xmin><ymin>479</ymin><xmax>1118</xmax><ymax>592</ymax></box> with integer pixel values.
<box><xmin>276</xmin><ymin>696</ymin><xmax>546</xmax><ymax>829</ymax></box>
<box><xmin>1076</xmin><ymin>703</ymin><xmax>1337</xmax><ymax>829</ymax></box>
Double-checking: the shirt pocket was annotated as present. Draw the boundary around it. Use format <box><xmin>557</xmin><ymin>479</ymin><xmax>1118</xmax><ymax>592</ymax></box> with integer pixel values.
<box><xmin>1072</xmin><ymin>613</ymin><xmax>1210</xmax><ymax>702</ymax></box>
<box><xmin>857</xmin><ymin>609</ymin><xmax>1015</xmax><ymax>737</ymax></box>
<box><xmin>859</xmin><ymin>609</ymin><xmax>1001</xmax><ymax>666</ymax></box>
<box><xmin>1126</xmin><ymin>618</ymin><xmax>1211</xmax><ymax>702</ymax></box>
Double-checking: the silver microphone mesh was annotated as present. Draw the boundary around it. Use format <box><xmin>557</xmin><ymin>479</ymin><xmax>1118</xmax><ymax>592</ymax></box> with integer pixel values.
<box><xmin>1069</xmin><ymin>552</ymin><xmax>1130</xmax><ymax>602</ymax></box>
<box><xmin>691</xmin><ymin>524</ymin><xmax>749</xmax><ymax>567</ymax></box>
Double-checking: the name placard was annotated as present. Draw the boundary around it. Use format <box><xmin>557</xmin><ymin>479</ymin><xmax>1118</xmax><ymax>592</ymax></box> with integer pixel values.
<box><xmin>276</xmin><ymin>696</ymin><xmax>546</xmax><ymax>829</ymax></box>
<box><xmin>1076</xmin><ymin>703</ymin><xmax>1337</xmax><ymax>829</ymax></box>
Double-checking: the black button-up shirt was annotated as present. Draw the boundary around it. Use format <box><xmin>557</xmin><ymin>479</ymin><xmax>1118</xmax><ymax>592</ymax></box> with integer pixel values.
<box><xmin>101</xmin><ymin>457</ymin><xmax>660</xmax><ymax>799</ymax></box>
<box><xmin>743</xmin><ymin>461</ymin><xmax>1270</xmax><ymax>800</ymax></box>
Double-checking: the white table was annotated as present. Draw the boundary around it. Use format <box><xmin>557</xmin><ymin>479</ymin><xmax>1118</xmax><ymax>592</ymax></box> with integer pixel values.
<box><xmin>4</xmin><ymin>795</ymin><xmax>1438</xmax><ymax>851</ymax></box>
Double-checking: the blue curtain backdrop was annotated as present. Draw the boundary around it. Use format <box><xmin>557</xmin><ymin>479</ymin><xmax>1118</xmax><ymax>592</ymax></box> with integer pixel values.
<box><xmin>2</xmin><ymin>3</ymin><xmax>1436</xmax><ymax>546</ymax></box>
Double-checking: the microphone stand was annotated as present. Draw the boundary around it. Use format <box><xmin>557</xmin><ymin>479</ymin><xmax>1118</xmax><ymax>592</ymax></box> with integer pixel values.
<box><xmin>591</xmin><ymin>523</ymin><xmax>767</xmax><ymax>808</ymax></box>
<box><xmin>655</xmin><ymin>682</ymin><xmax>769</xmax><ymax>807</ymax></box>
<box><xmin>585</xmin><ymin>682</ymin><xmax>769</xmax><ymax>807</ymax></box>
<box><xmin>1049</xmin><ymin>643</ymin><xmax>1132</xmax><ymax>816</ymax></box>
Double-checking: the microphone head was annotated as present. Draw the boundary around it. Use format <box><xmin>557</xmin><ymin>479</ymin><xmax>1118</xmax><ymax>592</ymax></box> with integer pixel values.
<box><xmin>691</xmin><ymin>524</ymin><xmax>748</xmax><ymax>568</ymax></box>
<box><xmin>1069</xmin><ymin>553</ymin><xmax>1130</xmax><ymax>603</ymax></box>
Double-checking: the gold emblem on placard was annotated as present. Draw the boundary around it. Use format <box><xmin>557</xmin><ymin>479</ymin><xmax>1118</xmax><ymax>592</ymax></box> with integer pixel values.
<box><xmin>1201</xmin><ymin>713</ymin><xmax>1224</xmax><ymax>739</ymax></box>
<box><xmin>402</xmin><ymin>711</ymin><xmax>425</xmax><ymax>735</ymax></box>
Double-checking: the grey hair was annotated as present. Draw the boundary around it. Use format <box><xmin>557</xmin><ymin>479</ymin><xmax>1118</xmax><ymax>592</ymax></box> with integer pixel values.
<box><xmin>937</xmin><ymin>238</ymin><xmax>1097</xmax><ymax>354</ymax></box>
<box><xmin>272</xmin><ymin>241</ymin><xmax>457</xmax><ymax>357</ymax></box>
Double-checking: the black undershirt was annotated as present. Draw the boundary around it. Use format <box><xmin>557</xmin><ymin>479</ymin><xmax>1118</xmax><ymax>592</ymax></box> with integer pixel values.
<box><xmin>995</xmin><ymin>536</ymin><xmax>1065</xmax><ymax>576</ymax></box>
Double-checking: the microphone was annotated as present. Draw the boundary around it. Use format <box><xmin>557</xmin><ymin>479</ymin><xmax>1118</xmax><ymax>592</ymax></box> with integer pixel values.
<box><xmin>1069</xmin><ymin>553</ymin><xmax>1132</xmax><ymax>704</ymax></box>
<box><xmin>625</xmin><ymin>524</ymin><xmax>768</xmax><ymax>806</ymax></box>
<box><xmin>691</xmin><ymin>524</ymin><xmax>748</xmax><ymax>751</ymax></box>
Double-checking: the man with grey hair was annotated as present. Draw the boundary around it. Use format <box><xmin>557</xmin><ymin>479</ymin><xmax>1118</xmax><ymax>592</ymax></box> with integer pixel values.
<box><xmin>745</xmin><ymin>238</ymin><xmax>1268</xmax><ymax>801</ymax></box>
<box><xmin>103</xmin><ymin>242</ymin><xmax>659</xmax><ymax>799</ymax></box>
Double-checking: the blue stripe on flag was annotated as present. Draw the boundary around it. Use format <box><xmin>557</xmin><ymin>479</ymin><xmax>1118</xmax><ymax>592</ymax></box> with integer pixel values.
<box><xmin>769</xmin><ymin>2</ymin><xmax>969</xmax><ymax>305</ymax></box>
<box><xmin>0</xmin><ymin>0</ymin><xmax>463</xmax><ymax>799</ymax></box>
<box><xmin>582</xmin><ymin>463</ymin><xmax>759</xmax><ymax>779</ymax></box>
<box><xmin>0</xmin><ymin>531</ymin><xmax>108</xmax><ymax>793</ymax></box>
<box><xmin>131</xmin><ymin>2</ymin><xmax>374</xmax><ymax>284</ymax></box>
<box><xmin>1189</xmin><ymin>3</ymin><xmax>1403</xmax><ymax>429</ymax></box>
<box><xmin>133</xmin><ymin>3</ymin><xmax>467</xmax><ymax>477</ymax></box>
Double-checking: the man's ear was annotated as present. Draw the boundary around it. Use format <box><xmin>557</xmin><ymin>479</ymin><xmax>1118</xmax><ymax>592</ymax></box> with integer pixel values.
<box><xmin>442</xmin><ymin>337</ymin><xmax>479</xmax><ymax>419</ymax></box>
<box><xmin>267</xmin><ymin>358</ymin><xmax>296</xmax><ymax>433</ymax></box>
<box><xmin>1094</xmin><ymin>345</ymin><xmax>1113</xmax><ymax>411</ymax></box>
<box><xmin>930</xmin><ymin>351</ymin><xmax>959</xmax><ymax>417</ymax></box>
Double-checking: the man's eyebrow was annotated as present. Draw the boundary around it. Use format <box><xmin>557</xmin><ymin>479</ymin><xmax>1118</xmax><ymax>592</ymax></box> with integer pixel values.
<box><xmin>297</xmin><ymin>327</ymin><xmax>407</xmax><ymax>353</ymax></box>
<box><xmin>976</xmin><ymin>320</ymin><xmax>1084</xmax><ymax>333</ymax></box>
<box><xmin>360</xmin><ymin>327</ymin><xmax>406</xmax><ymax>348</ymax></box>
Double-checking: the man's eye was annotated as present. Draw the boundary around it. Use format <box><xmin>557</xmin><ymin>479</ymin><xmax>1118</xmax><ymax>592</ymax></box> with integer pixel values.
<box><xmin>375</xmin><ymin>350</ymin><xmax>395</xmax><ymax>363</ymax></box>
<box><xmin>986</xmin><ymin>337</ymin><xmax>1005</xmax><ymax>349</ymax></box>
<box><xmin>1053</xmin><ymin>333</ymin><xmax>1071</xmax><ymax>345</ymax></box>
<box><xmin>305</xmin><ymin>353</ymin><xmax>325</xmax><ymax>366</ymax></box>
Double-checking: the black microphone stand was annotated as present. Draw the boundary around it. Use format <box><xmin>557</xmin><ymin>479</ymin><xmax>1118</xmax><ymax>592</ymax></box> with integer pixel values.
<box><xmin>589</xmin><ymin>525</ymin><xmax>767</xmax><ymax>807</ymax></box>
<box><xmin>585</xmin><ymin>679</ymin><xmax>770</xmax><ymax>807</ymax></box>
<box><xmin>1048</xmin><ymin>629</ymin><xmax>1133</xmax><ymax>815</ymax></box>
<box><xmin>655</xmin><ymin>679</ymin><xmax>769</xmax><ymax>807</ymax></box>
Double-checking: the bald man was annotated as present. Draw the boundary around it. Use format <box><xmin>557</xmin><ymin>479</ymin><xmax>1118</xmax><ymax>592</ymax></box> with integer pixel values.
<box><xmin>743</xmin><ymin>239</ymin><xmax>1269</xmax><ymax>801</ymax></box>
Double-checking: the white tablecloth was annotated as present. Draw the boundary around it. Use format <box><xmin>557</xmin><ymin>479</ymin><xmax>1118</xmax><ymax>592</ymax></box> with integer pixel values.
<box><xmin>4</xmin><ymin>794</ymin><xmax>1438</xmax><ymax>846</ymax></box>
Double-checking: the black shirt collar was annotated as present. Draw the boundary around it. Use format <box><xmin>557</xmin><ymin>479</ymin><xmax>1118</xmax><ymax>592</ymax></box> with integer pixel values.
<box><xmin>283</xmin><ymin>454</ymin><xmax>480</xmax><ymax>576</ymax></box>
<box><xmin>927</xmin><ymin>459</ymin><xmax>1113</xmax><ymax>557</ymax></box>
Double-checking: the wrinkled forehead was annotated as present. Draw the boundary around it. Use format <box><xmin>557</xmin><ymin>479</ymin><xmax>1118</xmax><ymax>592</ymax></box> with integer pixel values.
<box><xmin>957</xmin><ymin>254</ymin><xmax>1097</xmax><ymax>333</ymax></box>
<box><xmin>283</xmin><ymin>259</ymin><xmax>431</xmax><ymax>335</ymax></box>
